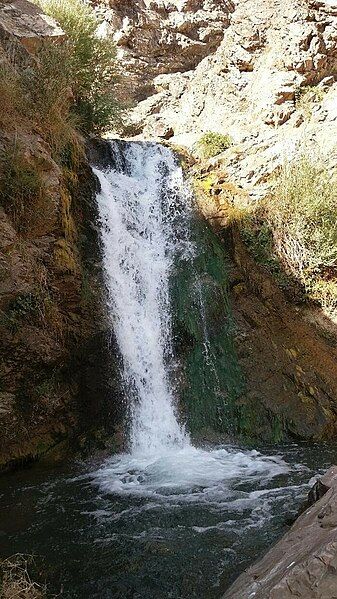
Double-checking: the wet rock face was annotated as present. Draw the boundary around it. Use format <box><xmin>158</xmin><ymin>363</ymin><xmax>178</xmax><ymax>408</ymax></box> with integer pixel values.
<box><xmin>223</xmin><ymin>466</ymin><xmax>337</xmax><ymax>598</ymax></box>
<box><xmin>229</xmin><ymin>232</ymin><xmax>337</xmax><ymax>442</ymax></box>
<box><xmin>98</xmin><ymin>0</ymin><xmax>234</xmax><ymax>102</ymax></box>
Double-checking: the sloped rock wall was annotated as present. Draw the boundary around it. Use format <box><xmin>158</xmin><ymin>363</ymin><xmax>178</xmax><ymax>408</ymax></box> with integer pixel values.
<box><xmin>111</xmin><ymin>0</ymin><xmax>337</xmax><ymax>197</ymax></box>
<box><xmin>223</xmin><ymin>466</ymin><xmax>337</xmax><ymax>598</ymax></box>
<box><xmin>94</xmin><ymin>0</ymin><xmax>234</xmax><ymax>102</ymax></box>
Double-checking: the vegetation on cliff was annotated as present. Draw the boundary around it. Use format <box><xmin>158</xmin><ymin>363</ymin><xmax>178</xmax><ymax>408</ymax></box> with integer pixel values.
<box><xmin>0</xmin><ymin>0</ymin><xmax>122</xmax><ymax>469</ymax></box>
<box><xmin>37</xmin><ymin>0</ymin><xmax>120</xmax><ymax>134</ymax></box>
<box><xmin>195</xmin><ymin>132</ymin><xmax>232</xmax><ymax>159</ymax></box>
<box><xmin>242</xmin><ymin>157</ymin><xmax>337</xmax><ymax>317</ymax></box>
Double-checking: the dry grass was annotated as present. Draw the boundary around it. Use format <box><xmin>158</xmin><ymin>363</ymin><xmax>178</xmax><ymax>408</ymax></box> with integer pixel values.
<box><xmin>268</xmin><ymin>156</ymin><xmax>337</xmax><ymax>279</ymax></box>
<box><xmin>0</xmin><ymin>555</ymin><xmax>46</xmax><ymax>598</ymax></box>
<box><xmin>241</xmin><ymin>155</ymin><xmax>337</xmax><ymax>316</ymax></box>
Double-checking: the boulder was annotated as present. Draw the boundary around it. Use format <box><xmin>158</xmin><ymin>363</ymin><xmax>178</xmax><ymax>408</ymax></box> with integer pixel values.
<box><xmin>0</xmin><ymin>0</ymin><xmax>64</xmax><ymax>55</ymax></box>
<box><xmin>223</xmin><ymin>466</ymin><xmax>337</xmax><ymax>598</ymax></box>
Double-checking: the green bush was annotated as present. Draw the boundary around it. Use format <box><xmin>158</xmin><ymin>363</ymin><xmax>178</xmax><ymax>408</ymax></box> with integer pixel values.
<box><xmin>38</xmin><ymin>0</ymin><xmax>120</xmax><ymax>133</ymax></box>
<box><xmin>196</xmin><ymin>131</ymin><xmax>232</xmax><ymax>159</ymax></box>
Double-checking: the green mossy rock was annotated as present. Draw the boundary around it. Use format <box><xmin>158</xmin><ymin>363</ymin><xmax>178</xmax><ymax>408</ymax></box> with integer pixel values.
<box><xmin>171</xmin><ymin>215</ymin><xmax>244</xmax><ymax>437</ymax></box>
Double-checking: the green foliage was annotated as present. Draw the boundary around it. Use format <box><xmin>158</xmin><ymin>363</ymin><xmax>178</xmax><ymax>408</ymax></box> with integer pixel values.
<box><xmin>38</xmin><ymin>0</ymin><xmax>120</xmax><ymax>133</ymax></box>
<box><xmin>195</xmin><ymin>131</ymin><xmax>232</xmax><ymax>159</ymax></box>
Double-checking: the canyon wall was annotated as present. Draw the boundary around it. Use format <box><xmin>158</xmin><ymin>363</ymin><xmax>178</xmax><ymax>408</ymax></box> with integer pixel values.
<box><xmin>101</xmin><ymin>0</ymin><xmax>337</xmax><ymax>441</ymax></box>
<box><xmin>104</xmin><ymin>0</ymin><xmax>337</xmax><ymax>197</ymax></box>
<box><xmin>0</xmin><ymin>1</ymin><xmax>123</xmax><ymax>470</ymax></box>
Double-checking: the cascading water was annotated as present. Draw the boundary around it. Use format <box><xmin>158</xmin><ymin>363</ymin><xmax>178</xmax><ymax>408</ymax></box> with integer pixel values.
<box><xmin>92</xmin><ymin>140</ymin><xmax>291</xmax><ymax>495</ymax></box>
<box><xmin>93</xmin><ymin>141</ymin><xmax>191</xmax><ymax>455</ymax></box>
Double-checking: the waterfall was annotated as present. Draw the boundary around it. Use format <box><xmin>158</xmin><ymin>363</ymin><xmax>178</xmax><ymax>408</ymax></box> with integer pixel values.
<box><xmin>92</xmin><ymin>139</ymin><xmax>291</xmax><ymax>497</ymax></box>
<box><xmin>93</xmin><ymin>141</ymin><xmax>192</xmax><ymax>455</ymax></box>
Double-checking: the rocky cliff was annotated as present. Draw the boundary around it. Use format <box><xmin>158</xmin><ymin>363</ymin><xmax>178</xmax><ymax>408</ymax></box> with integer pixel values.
<box><xmin>106</xmin><ymin>0</ymin><xmax>337</xmax><ymax>196</ymax></box>
<box><xmin>0</xmin><ymin>1</ymin><xmax>122</xmax><ymax>471</ymax></box>
<box><xmin>2</xmin><ymin>0</ymin><xmax>337</xmax><ymax>470</ymax></box>
<box><xmin>96</xmin><ymin>0</ymin><xmax>234</xmax><ymax>105</ymax></box>
<box><xmin>97</xmin><ymin>0</ymin><xmax>337</xmax><ymax>442</ymax></box>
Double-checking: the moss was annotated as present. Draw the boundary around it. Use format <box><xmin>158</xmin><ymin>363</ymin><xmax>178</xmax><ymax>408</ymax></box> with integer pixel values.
<box><xmin>60</xmin><ymin>187</ymin><xmax>77</xmax><ymax>241</ymax></box>
<box><xmin>235</xmin><ymin>400</ymin><xmax>287</xmax><ymax>443</ymax></box>
<box><xmin>54</xmin><ymin>238</ymin><xmax>78</xmax><ymax>273</ymax></box>
<box><xmin>198</xmin><ymin>173</ymin><xmax>218</xmax><ymax>193</ymax></box>
<box><xmin>171</xmin><ymin>215</ymin><xmax>244</xmax><ymax>436</ymax></box>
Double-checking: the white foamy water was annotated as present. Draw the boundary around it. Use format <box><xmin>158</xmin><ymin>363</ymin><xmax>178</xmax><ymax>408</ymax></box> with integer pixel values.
<box><xmin>94</xmin><ymin>445</ymin><xmax>292</xmax><ymax>500</ymax></box>
<box><xmin>94</xmin><ymin>141</ymin><xmax>192</xmax><ymax>455</ymax></box>
<box><xmin>93</xmin><ymin>140</ymin><xmax>293</xmax><ymax>497</ymax></box>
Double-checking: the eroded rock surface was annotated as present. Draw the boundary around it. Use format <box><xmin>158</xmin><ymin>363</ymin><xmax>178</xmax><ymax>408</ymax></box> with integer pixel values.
<box><xmin>0</xmin><ymin>0</ymin><xmax>64</xmax><ymax>54</ymax></box>
<box><xmin>110</xmin><ymin>0</ymin><xmax>337</xmax><ymax>197</ymax></box>
<box><xmin>0</xmin><ymin>2</ymin><xmax>123</xmax><ymax>470</ymax></box>
<box><xmin>223</xmin><ymin>466</ymin><xmax>337</xmax><ymax>598</ymax></box>
<box><xmin>95</xmin><ymin>0</ymin><xmax>234</xmax><ymax>102</ymax></box>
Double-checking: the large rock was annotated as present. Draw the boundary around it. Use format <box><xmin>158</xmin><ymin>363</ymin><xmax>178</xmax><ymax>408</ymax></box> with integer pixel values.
<box><xmin>0</xmin><ymin>0</ymin><xmax>64</xmax><ymax>55</ymax></box>
<box><xmin>94</xmin><ymin>0</ymin><xmax>234</xmax><ymax>102</ymax></box>
<box><xmin>223</xmin><ymin>466</ymin><xmax>337</xmax><ymax>598</ymax></box>
<box><xmin>115</xmin><ymin>0</ymin><xmax>337</xmax><ymax>196</ymax></box>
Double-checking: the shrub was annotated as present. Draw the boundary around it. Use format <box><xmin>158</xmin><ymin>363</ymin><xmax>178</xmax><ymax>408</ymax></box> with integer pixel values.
<box><xmin>38</xmin><ymin>0</ymin><xmax>120</xmax><ymax>133</ymax></box>
<box><xmin>0</xmin><ymin>554</ymin><xmax>46</xmax><ymax>598</ymax></box>
<box><xmin>196</xmin><ymin>132</ymin><xmax>232</xmax><ymax>159</ymax></box>
<box><xmin>241</xmin><ymin>155</ymin><xmax>337</xmax><ymax>315</ymax></box>
<box><xmin>21</xmin><ymin>41</ymin><xmax>81</xmax><ymax>161</ymax></box>
<box><xmin>0</xmin><ymin>60</ymin><xmax>24</xmax><ymax>125</ymax></box>
<box><xmin>268</xmin><ymin>156</ymin><xmax>337</xmax><ymax>279</ymax></box>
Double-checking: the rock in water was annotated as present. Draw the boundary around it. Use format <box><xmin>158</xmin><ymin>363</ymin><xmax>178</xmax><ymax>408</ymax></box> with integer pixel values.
<box><xmin>223</xmin><ymin>466</ymin><xmax>337</xmax><ymax>599</ymax></box>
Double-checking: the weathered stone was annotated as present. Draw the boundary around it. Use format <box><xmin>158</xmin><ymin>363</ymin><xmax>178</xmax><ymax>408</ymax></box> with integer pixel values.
<box><xmin>0</xmin><ymin>0</ymin><xmax>64</xmax><ymax>55</ymax></box>
<box><xmin>115</xmin><ymin>0</ymin><xmax>337</xmax><ymax>198</ymax></box>
<box><xmin>223</xmin><ymin>466</ymin><xmax>337</xmax><ymax>598</ymax></box>
<box><xmin>96</xmin><ymin>0</ymin><xmax>234</xmax><ymax>102</ymax></box>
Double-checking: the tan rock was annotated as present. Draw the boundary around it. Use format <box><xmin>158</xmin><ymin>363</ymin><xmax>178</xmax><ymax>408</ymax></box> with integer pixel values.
<box><xmin>0</xmin><ymin>0</ymin><xmax>64</xmax><ymax>55</ymax></box>
<box><xmin>114</xmin><ymin>0</ymin><xmax>337</xmax><ymax>198</ymax></box>
<box><xmin>99</xmin><ymin>0</ymin><xmax>233</xmax><ymax>102</ymax></box>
